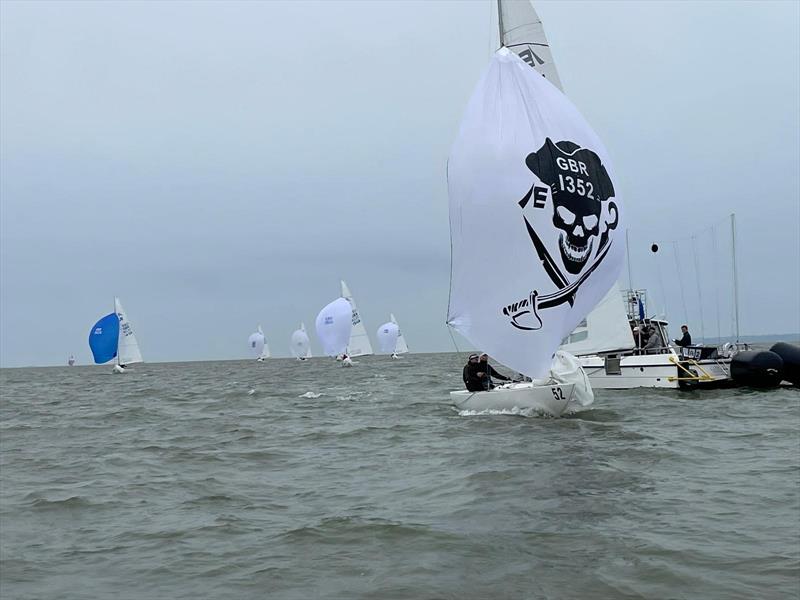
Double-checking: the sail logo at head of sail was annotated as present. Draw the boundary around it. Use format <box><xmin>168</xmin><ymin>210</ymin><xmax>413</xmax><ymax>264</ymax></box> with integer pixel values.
<box><xmin>503</xmin><ymin>138</ymin><xmax>620</xmax><ymax>331</ymax></box>
<box><xmin>94</xmin><ymin>327</ymin><xmax>103</xmax><ymax>335</ymax></box>
<box><xmin>324</xmin><ymin>316</ymin><xmax>334</xmax><ymax>325</ymax></box>
<box><xmin>351</xmin><ymin>311</ymin><xmax>361</xmax><ymax>326</ymax></box>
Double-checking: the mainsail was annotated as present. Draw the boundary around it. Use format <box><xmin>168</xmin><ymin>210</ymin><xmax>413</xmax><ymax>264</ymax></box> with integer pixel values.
<box><xmin>376</xmin><ymin>321</ymin><xmax>400</xmax><ymax>354</ymax></box>
<box><xmin>291</xmin><ymin>322</ymin><xmax>312</xmax><ymax>358</ymax></box>
<box><xmin>390</xmin><ymin>313</ymin><xmax>409</xmax><ymax>354</ymax></box>
<box><xmin>447</xmin><ymin>48</ymin><xmax>625</xmax><ymax>378</ymax></box>
<box><xmin>340</xmin><ymin>280</ymin><xmax>373</xmax><ymax>356</ymax></box>
<box><xmin>315</xmin><ymin>298</ymin><xmax>353</xmax><ymax>357</ymax></box>
<box><xmin>497</xmin><ymin>0</ymin><xmax>562</xmax><ymax>91</ymax></box>
<box><xmin>258</xmin><ymin>325</ymin><xmax>271</xmax><ymax>359</ymax></box>
<box><xmin>559</xmin><ymin>283</ymin><xmax>636</xmax><ymax>355</ymax></box>
<box><xmin>114</xmin><ymin>298</ymin><xmax>143</xmax><ymax>364</ymax></box>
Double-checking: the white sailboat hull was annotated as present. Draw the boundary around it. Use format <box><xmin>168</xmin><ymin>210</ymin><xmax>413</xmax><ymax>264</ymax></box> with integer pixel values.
<box><xmin>578</xmin><ymin>352</ymin><xmax>732</xmax><ymax>389</ymax></box>
<box><xmin>450</xmin><ymin>382</ymin><xmax>576</xmax><ymax>417</ymax></box>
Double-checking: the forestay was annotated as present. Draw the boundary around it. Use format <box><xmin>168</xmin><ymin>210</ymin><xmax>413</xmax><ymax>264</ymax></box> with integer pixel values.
<box><xmin>340</xmin><ymin>280</ymin><xmax>373</xmax><ymax>356</ymax></box>
<box><xmin>497</xmin><ymin>0</ymin><xmax>562</xmax><ymax>91</ymax></box>
<box><xmin>376</xmin><ymin>322</ymin><xmax>400</xmax><ymax>354</ymax></box>
<box><xmin>315</xmin><ymin>298</ymin><xmax>353</xmax><ymax>357</ymax></box>
<box><xmin>114</xmin><ymin>298</ymin><xmax>143</xmax><ymax>364</ymax></box>
<box><xmin>447</xmin><ymin>49</ymin><xmax>625</xmax><ymax>378</ymax></box>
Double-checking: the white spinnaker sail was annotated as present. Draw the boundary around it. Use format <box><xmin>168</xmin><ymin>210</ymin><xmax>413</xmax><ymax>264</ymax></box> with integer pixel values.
<box><xmin>315</xmin><ymin>298</ymin><xmax>353</xmax><ymax>357</ymax></box>
<box><xmin>376</xmin><ymin>322</ymin><xmax>400</xmax><ymax>354</ymax></box>
<box><xmin>340</xmin><ymin>280</ymin><xmax>373</xmax><ymax>356</ymax></box>
<box><xmin>447</xmin><ymin>49</ymin><xmax>625</xmax><ymax>378</ymax></box>
<box><xmin>114</xmin><ymin>297</ymin><xmax>143</xmax><ymax>364</ymax></box>
<box><xmin>291</xmin><ymin>323</ymin><xmax>312</xmax><ymax>358</ymax></box>
<box><xmin>560</xmin><ymin>283</ymin><xmax>636</xmax><ymax>355</ymax></box>
<box><xmin>390</xmin><ymin>313</ymin><xmax>409</xmax><ymax>354</ymax></box>
<box><xmin>497</xmin><ymin>0</ymin><xmax>563</xmax><ymax>91</ymax></box>
<box><xmin>248</xmin><ymin>327</ymin><xmax>265</xmax><ymax>358</ymax></box>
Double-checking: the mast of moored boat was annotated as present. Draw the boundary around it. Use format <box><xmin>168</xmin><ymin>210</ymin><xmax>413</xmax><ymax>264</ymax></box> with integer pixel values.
<box><xmin>731</xmin><ymin>213</ymin><xmax>740</xmax><ymax>343</ymax></box>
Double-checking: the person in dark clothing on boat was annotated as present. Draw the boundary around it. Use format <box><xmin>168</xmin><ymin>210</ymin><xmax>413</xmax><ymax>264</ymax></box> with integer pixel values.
<box><xmin>463</xmin><ymin>354</ymin><xmax>487</xmax><ymax>392</ymax></box>
<box><xmin>673</xmin><ymin>325</ymin><xmax>692</xmax><ymax>347</ymax></box>
<box><xmin>479</xmin><ymin>353</ymin><xmax>511</xmax><ymax>389</ymax></box>
<box><xmin>642</xmin><ymin>327</ymin><xmax>662</xmax><ymax>354</ymax></box>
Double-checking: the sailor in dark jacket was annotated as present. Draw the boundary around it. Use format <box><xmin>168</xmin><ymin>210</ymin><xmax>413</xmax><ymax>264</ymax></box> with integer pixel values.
<box><xmin>479</xmin><ymin>353</ymin><xmax>511</xmax><ymax>389</ymax></box>
<box><xmin>462</xmin><ymin>354</ymin><xmax>487</xmax><ymax>392</ymax></box>
<box><xmin>673</xmin><ymin>325</ymin><xmax>692</xmax><ymax>347</ymax></box>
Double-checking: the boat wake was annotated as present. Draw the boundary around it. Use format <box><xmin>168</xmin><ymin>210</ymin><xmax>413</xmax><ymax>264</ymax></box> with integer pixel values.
<box><xmin>298</xmin><ymin>391</ymin><xmax>323</xmax><ymax>399</ymax></box>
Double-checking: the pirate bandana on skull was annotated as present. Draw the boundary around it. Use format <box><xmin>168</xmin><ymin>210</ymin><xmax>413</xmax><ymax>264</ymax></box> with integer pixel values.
<box><xmin>503</xmin><ymin>137</ymin><xmax>619</xmax><ymax>331</ymax></box>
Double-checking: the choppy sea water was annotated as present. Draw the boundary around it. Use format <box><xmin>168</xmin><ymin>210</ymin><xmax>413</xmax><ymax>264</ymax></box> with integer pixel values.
<box><xmin>1</xmin><ymin>353</ymin><xmax>798</xmax><ymax>600</ymax></box>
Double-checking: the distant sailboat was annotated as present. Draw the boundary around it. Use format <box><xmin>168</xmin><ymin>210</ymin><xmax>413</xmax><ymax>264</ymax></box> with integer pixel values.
<box><xmin>88</xmin><ymin>297</ymin><xmax>143</xmax><ymax>373</ymax></box>
<box><xmin>315</xmin><ymin>298</ymin><xmax>353</xmax><ymax>359</ymax></box>
<box><xmin>340</xmin><ymin>280</ymin><xmax>373</xmax><ymax>357</ymax></box>
<box><xmin>390</xmin><ymin>313</ymin><xmax>409</xmax><ymax>355</ymax></box>
<box><xmin>376</xmin><ymin>321</ymin><xmax>400</xmax><ymax>354</ymax></box>
<box><xmin>291</xmin><ymin>322</ymin><xmax>312</xmax><ymax>360</ymax></box>
<box><xmin>248</xmin><ymin>325</ymin><xmax>270</xmax><ymax>361</ymax></box>
<box><xmin>68</xmin><ymin>355</ymin><xmax>75</xmax><ymax>366</ymax></box>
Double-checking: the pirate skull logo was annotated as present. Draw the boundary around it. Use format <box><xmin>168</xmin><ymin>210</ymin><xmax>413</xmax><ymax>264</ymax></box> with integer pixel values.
<box><xmin>525</xmin><ymin>138</ymin><xmax>616</xmax><ymax>275</ymax></box>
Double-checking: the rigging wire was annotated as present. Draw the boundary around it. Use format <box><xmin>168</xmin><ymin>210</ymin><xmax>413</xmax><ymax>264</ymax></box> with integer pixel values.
<box><xmin>710</xmin><ymin>224</ymin><xmax>722</xmax><ymax>342</ymax></box>
<box><xmin>672</xmin><ymin>241</ymin><xmax>690</xmax><ymax>328</ymax></box>
<box><xmin>691</xmin><ymin>235</ymin><xmax>706</xmax><ymax>343</ymax></box>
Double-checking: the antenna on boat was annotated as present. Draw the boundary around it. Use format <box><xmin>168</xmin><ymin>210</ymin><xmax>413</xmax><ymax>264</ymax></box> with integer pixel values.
<box><xmin>731</xmin><ymin>213</ymin><xmax>740</xmax><ymax>342</ymax></box>
<box><xmin>497</xmin><ymin>0</ymin><xmax>504</xmax><ymax>48</ymax></box>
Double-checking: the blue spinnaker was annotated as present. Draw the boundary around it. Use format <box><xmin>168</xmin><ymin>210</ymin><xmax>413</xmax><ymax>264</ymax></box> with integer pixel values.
<box><xmin>89</xmin><ymin>313</ymin><xmax>119</xmax><ymax>364</ymax></box>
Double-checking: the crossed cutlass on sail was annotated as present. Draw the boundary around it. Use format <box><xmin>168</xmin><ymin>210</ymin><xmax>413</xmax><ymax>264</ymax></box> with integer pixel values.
<box><xmin>503</xmin><ymin>138</ymin><xmax>619</xmax><ymax>330</ymax></box>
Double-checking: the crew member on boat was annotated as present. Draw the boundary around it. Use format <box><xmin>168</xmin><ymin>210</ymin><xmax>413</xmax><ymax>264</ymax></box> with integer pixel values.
<box><xmin>673</xmin><ymin>325</ymin><xmax>692</xmax><ymax>347</ymax></box>
<box><xmin>479</xmin><ymin>353</ymin><xmax>511</xmax><ymax>388</ymax></box>
<box><xmin>642</xmin><ymin>326</ymin><xmax>662</xmax><ymax>354</ymax></box>
<box><xmin>462</xmin><ymin>354</ymin><xmax>487</xmax><ymax>392</ymax></box>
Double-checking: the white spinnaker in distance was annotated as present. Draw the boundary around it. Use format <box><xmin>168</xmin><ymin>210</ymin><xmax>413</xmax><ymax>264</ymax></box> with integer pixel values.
<box><xmin>447</xmin><ymin>49</ymin><xmax>626</xmax><ymax>378</ymax></box>
<box><xmin>376</xmin><ymin>322</ymin><xmax>400</xmax><ymax>354</ymax></box>
<box><xmin>340</xmin><ymin>280</ymin><xmax>373</xmax><ymax>356</ymax></box>
<box><xmin>114</xmin><ymin>297</ymin><xmax>143</xmax><ymax>364</ymax></box>
<box><xmin>390</xmin><ymin>313</ymin><xmax>409</xmax><ymax>354</ymax></box>
<box><xmin>248</xmin><ymin>327</ymin><xmax>265</xmax><ymax>358</ymax></box>
<box><xmin>496</xmin><ymin>0</ymin><xmax>562</xmax><ymax>91</ymax></box>
<box><xmin>315</xmin><ymin>298</ymin><xmax>353</xmax><ymax>357</ymax></box>
<box><xmin>291</xmin><ymin>323</ymin><xmax>312</xmax><ymax>358</ymax></box>
<box><xmin>560</xmin><ymin>283</ymin><xmax>635</xmax><ymax>355</ymax></box>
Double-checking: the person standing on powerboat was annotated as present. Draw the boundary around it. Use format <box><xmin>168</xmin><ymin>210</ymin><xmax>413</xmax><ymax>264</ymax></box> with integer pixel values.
<box><xmin>673</xmin><ymin>325</ymin><xmax>692</xmax><ymax>347</ymax></box>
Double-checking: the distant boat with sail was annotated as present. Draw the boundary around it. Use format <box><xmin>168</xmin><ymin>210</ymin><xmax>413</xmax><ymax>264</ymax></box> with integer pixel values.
<box><xmin>248</xmin><ymin>325</ymin><xmax>270</xmax><ymax>361</ymax></box>
<box><xmin>446</xmin><ymin>0</ymin><xmax>625</xmax><ymax>415</ymax></box>
<box><xmin>376</xmin><ymin>314</ymin><xmax>409</xmax><ymax>358</ymax></box>
<box><xmin>67</xmin><ymin>355</ymin><xmax>75</xmax><ymax>366</ymax></box>
<box><xmin>390</xmin><ymin>313</ymin><xmax>409</xmax><ymax>356</ymax></box>
<box><xmin>291</xmin><ymin>322</ymin><xmax>312</xmax><ymax>360</ymax></box>
<box><xmin>340</xmin><ymin>280</ymin><xmax>373</xmax><ymax>357</ymax></box>
<box><xmin>315</xmin><ymin>297</ymin><xmax>353</xmax><ymax>364</ymax></box>
<box><xmin>88</xmin><ymin>298</ymin><xmax>143</xmax><ymax>373</ymax></box>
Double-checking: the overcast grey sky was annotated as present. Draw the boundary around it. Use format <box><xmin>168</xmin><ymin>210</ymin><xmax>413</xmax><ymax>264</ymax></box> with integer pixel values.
<box><xmin>1</xmin><ymin>0</ymin><xmax>798</xmax><ymax>367</ymax></box>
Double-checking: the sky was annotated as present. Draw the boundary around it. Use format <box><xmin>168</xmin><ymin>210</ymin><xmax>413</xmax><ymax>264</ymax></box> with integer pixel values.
<box><xmin>1</xmin><ymin>0</ymin><xmax>798</xmax><ymax>367</ymax></box>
